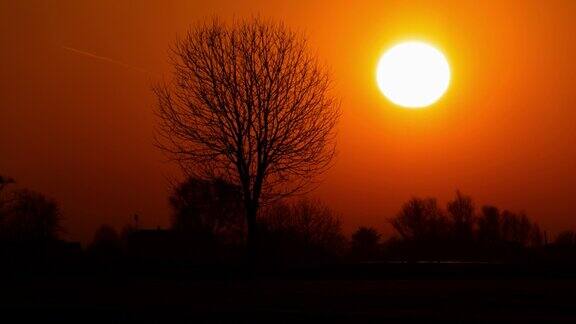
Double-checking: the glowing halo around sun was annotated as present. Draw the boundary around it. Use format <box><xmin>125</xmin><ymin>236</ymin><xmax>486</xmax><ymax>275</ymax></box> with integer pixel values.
<box><xmin>376</xmin><ymin>41</ymin><xmax>450</xmax><ymax>108</ymax></box>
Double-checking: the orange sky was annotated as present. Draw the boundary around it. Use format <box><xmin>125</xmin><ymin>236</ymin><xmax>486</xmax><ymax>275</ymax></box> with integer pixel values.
<box><xmin>2</xmin><ymin>0</ymin><xmax>576</xmax><ymax>242</ymax></box>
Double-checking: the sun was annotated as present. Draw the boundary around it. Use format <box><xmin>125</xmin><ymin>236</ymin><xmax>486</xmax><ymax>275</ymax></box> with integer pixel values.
<box><xmin>376</xmin><ymin>41</ymin><xmax>450</xmax><ymax>109</ymax></box>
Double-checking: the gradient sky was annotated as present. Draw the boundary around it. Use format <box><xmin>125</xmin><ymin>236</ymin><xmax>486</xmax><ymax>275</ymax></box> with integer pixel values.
<box><xmin>2</xmin><ymin>0</ymin><xmax>576</xmax><ymax>242</ymax></box>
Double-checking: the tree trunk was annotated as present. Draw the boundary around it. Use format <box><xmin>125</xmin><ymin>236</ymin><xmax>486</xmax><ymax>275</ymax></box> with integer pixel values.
<box><xmin>245</xmin><ymin>201</ymin><xmax>258</xmax><ymax>262</ymax></box>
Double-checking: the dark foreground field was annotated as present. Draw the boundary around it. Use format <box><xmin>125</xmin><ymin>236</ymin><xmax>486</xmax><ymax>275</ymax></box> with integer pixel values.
<box><xmin>2</xmin><ymin>262</ymin><xmax>576</xmax><ymax>322</ymax></box>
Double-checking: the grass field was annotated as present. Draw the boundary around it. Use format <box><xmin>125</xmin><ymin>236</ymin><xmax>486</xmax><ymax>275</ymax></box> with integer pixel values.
<box><xmin>1</xmin><ymin>262</ymin><xmax>576</xmax><ymax>322</ymax></box>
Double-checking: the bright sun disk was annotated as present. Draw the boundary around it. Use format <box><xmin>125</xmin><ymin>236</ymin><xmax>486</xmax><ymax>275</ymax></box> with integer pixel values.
<box><xmin>376</xmin><ymin>41</ymin><xmax>450</xmax><ymax>108</ymax></box>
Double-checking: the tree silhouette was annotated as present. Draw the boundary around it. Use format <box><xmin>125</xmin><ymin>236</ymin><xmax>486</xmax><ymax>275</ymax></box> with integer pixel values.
<box><xmin>350</xmin><ymin>226</ymin><xmax>381</xmax><ymax>261</ymax></box>
<box><xmin>500</xmin><ymin>211</ymin><xmax>532</xmax><ymax>246</ymax></box>
<box><xmin>89</xmin><ymin>224</ymin><xmax>122</xmax><ymax>259</ymax></box>
<box><xmin>447</xmin><ymin>191</ymin><xmax>475</xmax><ymax>241</ymax></box>
<box><xmin>2</xmin><ymin>189</ymin><xmax>62</xmax><ymax>242</ymax></box>
<box><xmin>390</xmin><ymin>197</ymin><xmax>447</xmax><ymax>242</ymax></box>
<box><xmin>169</xmin><ymin>177</ymin><xmax>244</xmax><ymax>245</ymax></box>
<box><xmin>154</xmin><ymin>18</ymin><xmax>340</xmax><ymax>256</ymax></box>
<box><xmin>477</xmin><ymin>205</ymin><xmax>501</xmax><ymax>244</ymax></box>
<box><xmin>260</xmin><ymin>198</ymin><xmax>345</xmax><ymax>262</ymax></box>
<box><xmin>555</xmin><ymin>230</ymin><xmax>576</xmax><ymax>247</ymax></box>
<box><xmin>528</xmin><ymin>223</ymin><xmax>544</xmax><ymax>247</ymax></box>
<box><xmin>476</xmin><ymin>206</ymin><xmax>541</xmax><ymax>249</ymax></box>
<box><xmin>385</xmin><ymin>193</ymin><xmax>552</xmax><ymax>261</ymax></box>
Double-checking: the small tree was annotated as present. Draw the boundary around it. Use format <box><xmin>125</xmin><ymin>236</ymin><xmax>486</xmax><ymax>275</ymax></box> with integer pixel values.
<box><xmin>261</xmin><ymin>198</ymin><xmax>345</xmax><ymax>262</ymax></box>
<box><xmin>529</xmin><ymin>223</ymin><xmax>544</xmax><ymax>247</ymax></box>
<box><xmin>89</xmin><ymin>224</ymin><xmax>122</xmax><ymax>258</ymax></box>
<box><xmin>154</xmin><ymin>18</ymin><xmax>340</xmax><ymax>256</ymax></box>
<box><xmin>3</xmin><ymin>189</ymin><xmax>62</xmax><ymax>242</ymax></box>
<box><xmin>447</xmin><ymin>191</ymin><xmax>475</xmax><ymax>241</ymax></box>
<box><xmin>390</xmin><ymin>197</ymin><xmax>447</xmax><ymax>242</ymax></box>
<box><xmin>350</xmin><ymin>226</ymin><xmax>381</xmax><ymax>261</ymax></box>
<box><xmin>555</xmin><ymin>230</ymin><xmax>576</xmax><ymax>247</ymax></box>
<box><xmin>477</xmin><ymin>205</ymin><xmax>501</xmax><ymax>244</ymax></box>
<box><xmin>169</xmin><ymin>177</ymin><xmax>244</xmax><ymax>244</ymax></box>
<box><xmin>500</xmin><ymin>211</ymin><xmax>532</xmax><ymax>246</ymax></box>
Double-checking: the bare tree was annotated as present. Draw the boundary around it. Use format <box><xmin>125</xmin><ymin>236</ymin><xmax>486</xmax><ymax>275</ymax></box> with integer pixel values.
<box><xmin>555</xmin><ymin>230</ymin><xmax>576</xmax><ymax>247</ymax></box>
<box><xmin>390</xmin><ymin>197</ymin><xmax>447</xmax><ymax>242</ymax></box>
<box><xmin>89</xmin><ymin>224</ymin><xmax>122</xmax><ymax>258</ymax></box>
<box><xmin>447</xmin><ymin>191</ymin><xmax>475</xmax><ymax>241</ymax></box>
<box><xmin>529</xmin><ymin>223</ymin><xmax>544</xmax><ymax>247</ymax></box>
<box><xmin>350</xmin><ymin>226</ymin><xmax>381</xmax><ymax>260</ymax></box>
<box><xmin>3</xmin><ymin>189</ymin><xmax>62</xmax><ymax>242</ymax></box>
<box><xmin>260</xmin><ymin>198</ymin><xmax>345</xmax><ymax>262</ymax></box>
<box><xmin>154</xmin><ymin>18</ymin><xmax>340</xmax><ymax>254</ymax></box>
<box><xmin>477</xmin><ymin>205</ymin><xmax>501</xmax><ymax>244</ymax></box>
<box><xmin>169</xmin><ymin>177</ymin><xmax>244</xmax><ymax>244</ymax></box>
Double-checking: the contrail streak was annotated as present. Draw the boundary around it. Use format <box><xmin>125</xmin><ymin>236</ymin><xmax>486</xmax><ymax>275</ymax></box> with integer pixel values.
<box><xmin>62</xmin><ymin>46</ymin><xmax>150</xmax><ymax>74</ymax></box>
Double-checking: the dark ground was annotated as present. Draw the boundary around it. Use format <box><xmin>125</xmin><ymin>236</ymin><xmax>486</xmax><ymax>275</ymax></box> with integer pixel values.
<box><xmin>2</xmin><ymin>262</ymin><xmax>576</xmax><ymax>323</ymax></box>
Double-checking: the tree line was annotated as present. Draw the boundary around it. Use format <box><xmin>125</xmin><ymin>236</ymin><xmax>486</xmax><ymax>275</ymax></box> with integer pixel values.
<box><xmin>89</xmin><ymin>177</ymin><xmax>576</xmax><ymax>264</ymax></box>
<box><xmin>3</xmin><ymin>173</ymin><xmax>576</xmax><ymax>266</ymax></box>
